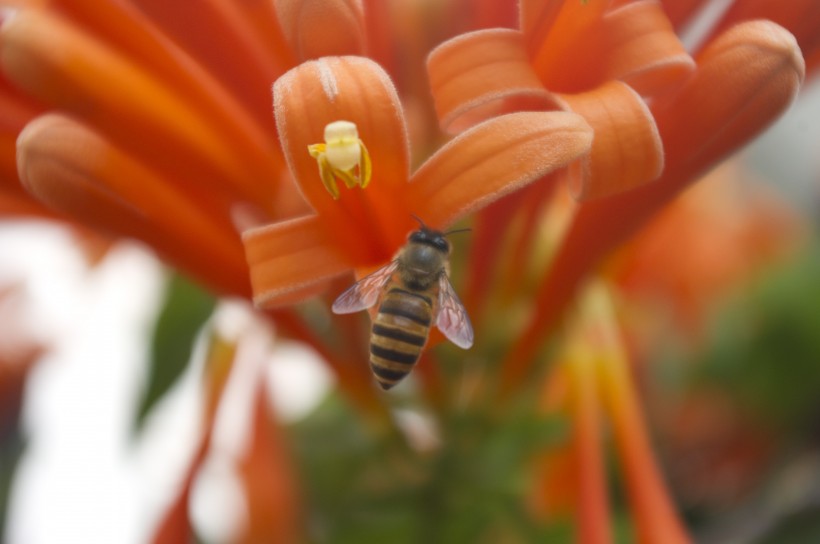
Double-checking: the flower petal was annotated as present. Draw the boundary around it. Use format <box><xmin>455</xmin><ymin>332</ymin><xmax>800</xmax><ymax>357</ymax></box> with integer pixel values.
<box><xmin>274</xmin><ymin>0</ymin><xmax>366</xmax><ymax>60</ymax></box>
<box><xmin>273</xmin><ymin>56</ymin><xmax>411</xmax><ymax>263</ymax></box>
<box><xmin>706</xmin><ymin>0</ymin><xmax>820</xmax><ymax>76</ymax></box>
<box><xmin>595</xmin><ymin>1</ymin><xmax>695</xmax><ymax>96</ymax></box>
<box><xmin>427</xmin><ymin>29</ymin><xmax>559</xmax><ymax>133</ymax></box>
<box><xmin>242</xmin><ymin>214</ymin><xmax>350</xmax><ymax>308</ymax></box>
<box><xmin>654</xmin><ymin>20</ymin><xmax>805</xmax><ymax>176</ymax></box>
<box><xmin>48</xmin><ymin>0</ymin><xmax>287</xmax><ymax>180</ymax></box>
<box><xmin>530</xmin><ymin>1</ymin><xmax>693</xmax><ymax>95</ymax></box>
<box><xmin>527</xmin><ymin>0</ymin><xmax>609</xmax><ymax>90</ymax></box>
<box><xmin>121</xmin><ymin>0</ymin><xmax>294</xmax><ymax>118</ymax></box>
<box><xmin>17</xmin><ymin>114</ymin><xmax>250</xmax><ymax>296</ymax></box>
<box><xmin>0</xmin><ymin>9</ymin><xmax>279</xmax><ymax>211</ymax></box>
<box><xmin>519</xmin><ymin>0</ymin><xmax>564</xmax><ymax>51</ymax></box>
<box><xmin>0</xmin><ymin>190</ymin><xmax>54</xmax><ymax>219</ymax></box>
<box><xmin>408</xmin><ymin>111</ymin><xmax>592</xmax><ymax>228</ymax></box>
<box><xmin>560</xmin><ymin>81</ymin><xmax>663</xmax><ymax>200</ymax></box>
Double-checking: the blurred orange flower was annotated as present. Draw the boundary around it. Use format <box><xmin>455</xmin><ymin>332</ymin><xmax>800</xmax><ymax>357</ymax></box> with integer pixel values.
<box><xmin>612</xmin><ymin>162</ymin><xmax>805</xmax><ymax>344</ymax></box>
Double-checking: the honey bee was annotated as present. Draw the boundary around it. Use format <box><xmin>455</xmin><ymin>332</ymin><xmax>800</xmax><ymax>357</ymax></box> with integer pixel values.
<box><xmin>332</xmin><ymin>221</ymin><xmax>473</xmax><ymax>390</ymax></box>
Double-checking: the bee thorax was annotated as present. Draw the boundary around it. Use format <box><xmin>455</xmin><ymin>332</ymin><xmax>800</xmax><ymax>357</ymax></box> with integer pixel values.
<box><xmin>399</xmin><ymin>243</ymin><xmax>445</xmax><ymax>289</ymax></box>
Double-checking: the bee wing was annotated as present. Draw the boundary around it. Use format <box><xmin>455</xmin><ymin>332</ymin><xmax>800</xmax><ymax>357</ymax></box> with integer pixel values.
<box><xmin>331</xmin><ymin>261</ymin><xmax>398</xmax><ymax>314</ymax></box>
<box><xmin>436</xmin><ymin>274</ymin><xmax>474</xmax><ymax>349</ymax></box>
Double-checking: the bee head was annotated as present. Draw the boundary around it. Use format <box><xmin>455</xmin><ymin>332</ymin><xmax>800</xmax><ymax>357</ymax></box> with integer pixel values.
<box><xmin>408</xmin><ymin>227</ymin><xmax>449</xmax><ymax>253</ymax></box>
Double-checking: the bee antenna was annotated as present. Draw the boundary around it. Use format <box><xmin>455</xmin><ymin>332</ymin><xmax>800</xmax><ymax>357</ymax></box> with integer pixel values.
<box><xmin>444</xmin><ymin>227</ymin><xmax>471</xmax><ymax>237</ymax></box>
<box><xmin>410</xmin><ymin>214</ymin><xmax>427</xmax><ymax>229</ymax></box>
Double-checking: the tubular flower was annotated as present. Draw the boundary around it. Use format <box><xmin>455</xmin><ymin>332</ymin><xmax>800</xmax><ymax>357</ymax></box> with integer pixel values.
<box><xmin>533</xmin><ymin>283</ymin><xmax>691</xmax><ymax>544</ymax></box>
<box><xmin>242</xmin><ymin>56</ymin><xmax>593</xmax><ymax>308</ymax></box>
<box><xmin>0</xmin><ymin>0</ymin><xmax>369</xmax><ymax>296</ymax></box>
<box><xmin>424</xmin><ymin>1</ymin><xmax>809</xmax><ymax>389</ymax></box>
<box><xmin>428</xmin><ymin>0</ymin><xmax>695</xmax><ymax>200</ymax></box>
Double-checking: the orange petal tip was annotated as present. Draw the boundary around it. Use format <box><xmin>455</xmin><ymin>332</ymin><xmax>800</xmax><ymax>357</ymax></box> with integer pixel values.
<box><xmin>427</xmin><ymin>29</ymin><xmax>560</xmax><ymax>134</ymax></box>
<box><xmin>703</xmin><ymin>20</ymin><xmax>805</xmax><ymax>84</ymax></box>
<box><xmin>562</xmin><ymin>81</ymin><xmax>664</xmax><ymax>201</ymax></box>
<box><xmin>655</xmin><ymin>20</ymin><xmax>804</xmax><ymax>175</ymax></box>
<box><xmin>242</xmin><ymin>215</ymin><xmax>351</xmax><ymax>308</ymax></box>
<box><xmin>274</xmin><ymin>0</ymin><xmax>366</xmax><ymax>60</ymax></box>
<box><xmin>410</xmin><ymin>111</ymin><xmax>593</xmax><ymax>228</ymax></box>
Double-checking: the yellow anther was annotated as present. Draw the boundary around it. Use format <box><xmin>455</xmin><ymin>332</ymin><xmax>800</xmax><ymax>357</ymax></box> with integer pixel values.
<box><xmin>308</xmin><ymin>120</ymin><xmax>372</xmax><ymax>199</ymax></box>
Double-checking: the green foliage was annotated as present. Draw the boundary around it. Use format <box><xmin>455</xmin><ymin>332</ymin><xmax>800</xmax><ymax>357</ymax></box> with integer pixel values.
<box><xmin>290</xmin><ymin>394</ymin><xmax>566</xmax><ymax>544</ymax></box>
<box><xmin>692</xmin><ymin>245</ymin><xmax>820</xmax><ymax>432</ymax></box>
<box><xmin>134</xmin><ymin>273</ymin><xmax>216</xmax><ymax>430</ymax></box>
<box><xmin>758</xmin><ymin>508</ymin><xmax>820</xmax><ymax>544</ymax></box>
<box><xmin>0</xmin><ymin>427</ymin><xmax>24</xmax><ymax>539</ymax></box>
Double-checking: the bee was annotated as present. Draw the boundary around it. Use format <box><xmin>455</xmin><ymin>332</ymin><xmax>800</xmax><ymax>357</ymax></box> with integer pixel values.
<box><xmin>332</xmin><ymin>220</ymin><xmax>473</xmax><ymax>390</ymax></box>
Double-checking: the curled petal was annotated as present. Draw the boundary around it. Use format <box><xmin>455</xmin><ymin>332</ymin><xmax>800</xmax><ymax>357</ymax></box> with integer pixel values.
<box><xmin>408</xmin><ymin>111</ymin><xmax>593</xmax><ymax>228</ymax></box>
<box><xmin>596</xmin><ymin>1</ymin><xmax>695</xmax><ymax>96</ymax></box>
<box><xmin>17</xmin><ymin>114</ymin><xmax>250</xmax><ymax>296</ymax></box>
<box><xmin>528</xmin><ymin>1</ymin><xmax>693</xmax><ymax>95</ymax></box>
<box><xmin>243</xmin><ymin>215</ymin><xmax>350</xmax><ymax>308</ymax></box>
<box><xmin>0</xmin><ymin>10</ymin><xmax>277</xmax><ymax>210</ymax></box>
<box><xmin>654</xmin><ymin>20</ymin><xmax>805</xmax><ymax>176</ymax></box>
<box><xmin>427</xmin><ymin>29</ymin><xmax>559</xmax><ymax>133</ymax></box>
<box><xmin>560</xmin><ymin>81</ymin><xmax>663</xmax><ymax>200</ymax></box>
<box><xmin>706</xmin><ymin>0</ymin><xmax>820</xmax><ymax>76</ymax></box>
<box><xmin>273</xmin><ymin>56</ymin><xmax>411</xmax><ymax>263</ymax></box>
<box><xmin>274</xmin><ymin>0</ymin><xmax>366</xmax><ymax>60</ymax></box>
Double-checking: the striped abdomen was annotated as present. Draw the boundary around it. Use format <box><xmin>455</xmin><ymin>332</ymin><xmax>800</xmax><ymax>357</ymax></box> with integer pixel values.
<box><xmin>369</xmin><ymin>287</ymin><xmax>434</xmax><ymax>390</ymax></box>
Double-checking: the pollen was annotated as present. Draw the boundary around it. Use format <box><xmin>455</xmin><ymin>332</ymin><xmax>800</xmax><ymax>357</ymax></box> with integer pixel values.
<box><xmin>307</xmin><ymin>120</ymin><xmax>372</xmax><ymax>199</ymax></box>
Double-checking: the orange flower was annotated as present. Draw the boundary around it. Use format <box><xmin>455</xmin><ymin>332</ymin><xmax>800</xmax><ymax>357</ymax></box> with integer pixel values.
<box><xmin>424</xmin><ymin>1</ymin><xmax>808</xmax><ymax>389</ymax></box>
<box><xmin>502</xmin><ymin>19</ymin><xmax>805</xmax><ymax>389</ymax></box>
<box><xmin>242</xmin><ymin>56</ymin><xmax>593</xmax><ymax>307</ymax></box>
<box><xmin>0</xmin><ymin>0</ymin><xmax>375</xmax><ymax>296</ymax></box>
<box><xmin>2</xmin><ymin>6</ymin><xmax>275</xmax><ymax>295</ymax></box>
<box><xmin>428</xmin><ymin>0</ymin><xmax>694</xmax><ymax>199</ymax></box>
